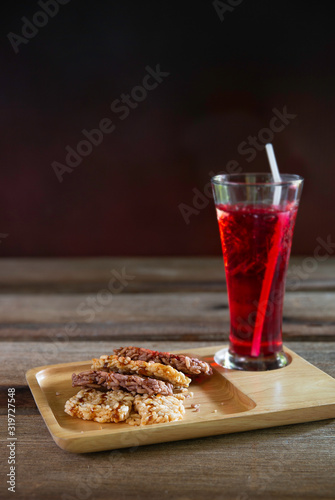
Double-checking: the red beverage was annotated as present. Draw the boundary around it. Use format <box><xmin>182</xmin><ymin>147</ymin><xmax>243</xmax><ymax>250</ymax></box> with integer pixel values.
<box><xmin>216</xmin><ymin>203</ymin><xmax>298</xmax><ymax>357</ymax></box>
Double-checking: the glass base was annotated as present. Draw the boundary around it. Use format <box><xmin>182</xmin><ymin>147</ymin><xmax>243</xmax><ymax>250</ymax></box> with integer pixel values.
<box><xmin>214</xmin><ymin>348</ymin><xmax>290</xmax><ymax>371</ymax></box>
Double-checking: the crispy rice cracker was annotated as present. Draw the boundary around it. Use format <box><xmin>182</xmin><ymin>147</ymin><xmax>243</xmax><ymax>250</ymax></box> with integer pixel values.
<box><xmin>92</xmin><ymin>355</ymin><xmax>191</xmax><ymax>388</ymax></box>
<box><xmin>64</xmin><ymin>388</ymin><xmax>134</xmax><ymax>423</ymax></box>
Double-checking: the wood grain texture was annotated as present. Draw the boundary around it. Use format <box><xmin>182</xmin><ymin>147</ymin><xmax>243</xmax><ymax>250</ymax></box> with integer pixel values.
<box><xmin>1</xmin><ymin>341</ymin><xmax>335</xmax><ymax>499</ymax></box>
<box><xmin>1</xmin><ymin>415</ymin><xmax>333</xmax><ymax>500</ymax></box>
<box><xmin>1</xmin><ymin>257</ymin><xmax>335</xmax><ymax>499</ymax></box>
<box><xmin>0</xmin><ymin>291</ymin><xmax>334</xmax><ymax>341</ymax></box>
<box><xmin>1</xmin><ymin>341</ymin><xmax>335</xmax><ymax>387</ymax></box>
<box><xmin>25</xmin><ymin>345</ymin><xmax>335</xmax><ymax>453</ymax></box>
<box><xmin>0</xmin><ymin>257</ymin><xmax>334</xmax><ymax>292</ymax></box>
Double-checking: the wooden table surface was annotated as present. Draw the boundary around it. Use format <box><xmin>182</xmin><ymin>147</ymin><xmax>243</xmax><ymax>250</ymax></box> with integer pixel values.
<box><xmin>1</xmin><ymin>257</ymin><xmax>335</xmax><ymax>500</ymax></box>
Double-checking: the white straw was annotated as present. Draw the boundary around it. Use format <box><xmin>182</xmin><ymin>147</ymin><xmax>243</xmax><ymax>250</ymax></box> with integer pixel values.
<box><xmin>265</xmin><ymin>143</ymin><xmax>281</xmax><ymax>206</ymax></box>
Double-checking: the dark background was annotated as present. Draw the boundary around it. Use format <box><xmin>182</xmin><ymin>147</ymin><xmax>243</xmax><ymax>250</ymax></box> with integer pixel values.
<box><xmin>1</xmin><ymin>0</ymin><xmax>335</xmax><ymax>256</ymax></box>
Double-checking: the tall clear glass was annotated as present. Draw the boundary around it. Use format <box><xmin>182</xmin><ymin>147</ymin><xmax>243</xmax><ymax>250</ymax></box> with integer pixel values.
<box><xmin>212</xmin><ymin>173</ymin><xmax>303</xmax><ymax>371</ymax></box>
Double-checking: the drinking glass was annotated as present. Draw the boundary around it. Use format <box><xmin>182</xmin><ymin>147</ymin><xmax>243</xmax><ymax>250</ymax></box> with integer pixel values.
<box><xmin>212</xmin><ymin>173</ymin><xmax>303</xmax><ymax>371</ymax></box>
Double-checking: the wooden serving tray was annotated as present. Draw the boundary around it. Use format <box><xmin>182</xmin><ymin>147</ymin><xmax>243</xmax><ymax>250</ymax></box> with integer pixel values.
<box><xmin>26</xmin><ymin>345</ymin><xmax>335</xmax><ymax>453</ymax></box>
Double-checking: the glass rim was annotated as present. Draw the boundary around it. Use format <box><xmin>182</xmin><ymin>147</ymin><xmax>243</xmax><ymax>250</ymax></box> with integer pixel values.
<box><xmin>211</xmin><ymin>173</ymin><xmax>304</xmax><ymax>187</ymax></box>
